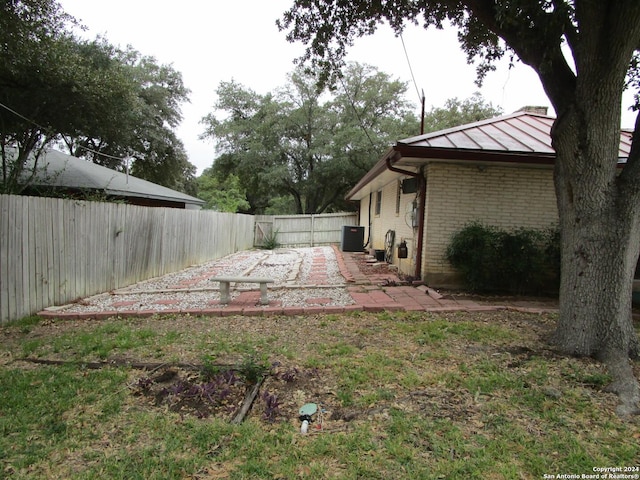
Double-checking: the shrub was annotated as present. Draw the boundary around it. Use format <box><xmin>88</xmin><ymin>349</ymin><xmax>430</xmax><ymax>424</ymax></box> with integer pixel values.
<box><xmin>445</xmin><ymin>222</ymin><xmax>502</xmax><ymax>291</ymax></box>
<box><xmin>446</xmin><ymin>222</ymin><xmax>560</xmax><ymax>294</ymax></box>
<box><xmin>260</xmin><ymin>229</ymin><xmax>280</xmax><ymax>250</ymax></box>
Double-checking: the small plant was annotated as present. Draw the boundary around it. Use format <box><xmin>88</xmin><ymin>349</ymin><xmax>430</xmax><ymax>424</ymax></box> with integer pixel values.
<box><xmin>131</xmin><ymin>376</ymin><xmax>154</xmax><ymax>394</ymax></box>
<box><xmin>261</xmin><ymin>391</ymin><xmax>281</xmax><ymax>422</ymax></box>
<box><xmin>237</xmin><ymin>354</ymin><xmax>270</xmax><ymax>384</ymax></box>
<box><xmin>201</xmin><ymin>354</ymin><xmax>221</xmax><ymax>380</ymax></box>
<box><xmin>279</xmin><ymin>367</ymin><xmax>299</xmax><ymax>383</ymax></box>
<box><xmin>261</xmin><ymin>229</ymin><xmax>280</xmax><ymax>250</ymax></box>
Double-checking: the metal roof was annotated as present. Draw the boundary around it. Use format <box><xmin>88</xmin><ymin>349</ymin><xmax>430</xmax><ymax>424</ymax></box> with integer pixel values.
<box><xmin>346</xmin><ymin>111</ymin><xmax>634</xmax><ymax>201</ymax></box>
<box><xmin>400</xmin><ymin>111</ymin><xmax>555</xmax><ymax>153</ymax></box>
<box><xmin>24</xmin><ymin>148</ymin><xmax>205</xmax><ymax>207</ymax></box>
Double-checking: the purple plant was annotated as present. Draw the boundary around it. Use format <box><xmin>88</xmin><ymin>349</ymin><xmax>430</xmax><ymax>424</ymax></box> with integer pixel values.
<box><xmin>186</xmin><ymin>384</ymin><xmax>202</xmax><ymax>397</ymax></box>
<box><xmin>221</xmin><ymin>369</ymin><xmax>239</xmax><ymax>385</ymax></box>
<box><xmin>135</xmin><ymin>376</ymin><xmax>154</xmax><ymax>391</ymax></box>
<box><xmin>164</xmin><ymin>381</ymin><xmax>188</xmax><ymax>396</ymax></box>
<box><xmin>262</xmin><ymin>391</ymin><xmax>281</xmax><ymax>422</ymax></box>
<box><xmin>279</xmin><ymin>367</ymin><xmax>299</xmax><ymax>383</ymax></box>
<box><xmin>151</xmin><ymin>367</ymin><xmax>251</xmax><ymax>418</ymax></box>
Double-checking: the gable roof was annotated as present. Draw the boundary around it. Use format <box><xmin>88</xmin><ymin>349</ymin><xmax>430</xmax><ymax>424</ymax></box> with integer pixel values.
<box><xmin>23</xmin><ymin>149</ymin><xmax>204</xmax><ymax>208</ymax></box>
<box><xmin>346</xmin><ymin>110</ymin><xmax>634</xmax><ymax>201</ymax></box>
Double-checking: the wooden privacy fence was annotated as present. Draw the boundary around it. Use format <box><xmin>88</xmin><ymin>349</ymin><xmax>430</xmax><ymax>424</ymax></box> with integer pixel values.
<box><xmin>0</xmin><ymin>195</ymin><xmax>254</xmax><ymax>324</ymax></box>
<box><xmin>254</xmin><ymin>212</ymin><xmax>358</xmax><ymax>247</ymax></box>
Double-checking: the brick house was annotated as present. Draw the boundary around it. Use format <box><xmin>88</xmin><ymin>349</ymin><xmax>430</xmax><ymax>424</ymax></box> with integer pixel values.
<box><xmin>345</xmin><ymin>109</ymin><xmax>633</xmax><ymax>287</ymax></box>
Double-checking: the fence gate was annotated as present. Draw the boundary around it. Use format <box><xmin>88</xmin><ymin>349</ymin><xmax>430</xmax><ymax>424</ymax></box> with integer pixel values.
<box><xmin>253</xmin><ymin>213</ymin><xmax>358</xmax><ymax>248</ymax></box>
<box><xmin>254</xmin><ymin>218</ymin><xmax>273</xmax><ymax>247</ymax></box>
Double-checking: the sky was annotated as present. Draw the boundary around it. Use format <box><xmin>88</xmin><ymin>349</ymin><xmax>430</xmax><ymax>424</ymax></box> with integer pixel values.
<box><xmin>58</xmin><ymin>1</ymin><xmax>637</xmax><ymax>175</ymax></box>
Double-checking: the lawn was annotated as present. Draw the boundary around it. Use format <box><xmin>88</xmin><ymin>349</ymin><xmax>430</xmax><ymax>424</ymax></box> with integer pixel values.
<box><xmin>1</xmin><ymin>310</ymin><xmax>638</xmax><ymax>479</ymax></box>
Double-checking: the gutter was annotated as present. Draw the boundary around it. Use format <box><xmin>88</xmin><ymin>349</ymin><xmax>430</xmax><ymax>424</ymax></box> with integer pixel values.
<box><xmin>385</xmin><ymin>152</ymin><xmax>425</xmax><ymax>280</ymax></box>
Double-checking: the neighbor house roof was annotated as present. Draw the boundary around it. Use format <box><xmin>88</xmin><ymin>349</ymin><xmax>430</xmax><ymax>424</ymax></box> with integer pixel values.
<box><xmin>346</xmin><ymin>110</ymin><xmax>634</xmax><ymax>201</ymax></box>
<box><xmin>23</xmin><ymin>148</ymin><xmax>204</xmax><ymax>208</ymax></box>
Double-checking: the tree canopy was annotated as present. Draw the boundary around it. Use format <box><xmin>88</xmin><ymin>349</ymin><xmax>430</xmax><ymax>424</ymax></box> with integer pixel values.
<box><xmin>64</xmin><ymin>45</ymin><xmax>196</xmax><ymax>195</ymax></box>
<box><xmin>0</xmin><ymin>0</ymin><xmax>196</xmax><ymax>195</ymax></box>
<box><xmin>201</xmin><ymin>63</ymin><xmax>419</xmax><ymax>214</ymax></box>
<box><xmin>422</xmin><ymin>94</ymin><xmax>502</xmax><ymax>133</ymax></box>
<box><xmin>197</xmin><ymin>168</ymin><xmax>250</xmax><ymax>213</ymax></box>
<box><xmin>279</xmin><ymin>0</ymin><xmax>640</xmax><ymax>415</ymax></box>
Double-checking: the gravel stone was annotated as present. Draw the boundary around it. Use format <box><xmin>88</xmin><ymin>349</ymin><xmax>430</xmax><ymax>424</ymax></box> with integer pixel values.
<box><xmin>61</xmin><ymin>246</ymin><xmax>354</xmax><ymax>313</ymax></box>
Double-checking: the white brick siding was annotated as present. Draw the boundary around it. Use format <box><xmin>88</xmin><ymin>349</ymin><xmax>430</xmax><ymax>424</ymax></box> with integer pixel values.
<box><xmin>355</xmin><ymin>162</ymin><xmax>558</xmax><ymax>285</ymax></box>
<box><xmin>359</xmin><ymin>177</ymin><xmax>421</xmax><ymax>277</ymax></box>
<box><xmin>422</xmin><ymin>162</ymin><xmax>558</xmax><ymax>286</ymax></box>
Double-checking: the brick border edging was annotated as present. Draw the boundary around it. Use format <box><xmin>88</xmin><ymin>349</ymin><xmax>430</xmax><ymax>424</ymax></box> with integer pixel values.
<box><xmin>332</xmin><ymin>244</ymin><xmax>354</xmax><ymax>282</ymax></box>
<box><xmin>37</xmin><ymin>304</ymin><xmax>558</xmax><ymax>321</ymax></box>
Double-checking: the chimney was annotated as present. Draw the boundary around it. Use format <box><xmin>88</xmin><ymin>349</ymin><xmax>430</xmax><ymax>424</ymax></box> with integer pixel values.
<box><xmin>517</xmin><ymin>106</ymin><xmax>549</xmax><ymax>115</ymax></box>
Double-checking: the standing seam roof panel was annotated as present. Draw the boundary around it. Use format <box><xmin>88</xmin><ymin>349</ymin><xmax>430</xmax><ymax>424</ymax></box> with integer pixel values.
<box><xmin>454</xmin><ymin>127</ymin><xmax>500</xmax><ymax>149</ymax></box>
<box><xmin>475</xmin><ymin>123</ymin><xmax>533</xmax><ymax>151</ymax></box>
<box><xmin>419</xmin><ymin>135</ymin><xmax>457</xmax><ymax>148</ymax></box>
<box><xmin>491</xmin><ymin>118</ymin><xmax>554</xmax><ymax>153</ymax></box>
<box><xmin>433</xmin><ymin>130</ymin><xmax>484</xmax><ymax>149</ymax></box>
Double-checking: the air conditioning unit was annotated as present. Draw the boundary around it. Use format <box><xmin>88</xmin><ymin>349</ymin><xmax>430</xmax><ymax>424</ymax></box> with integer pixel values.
<box><xmin>340</xmin><ymin>226</ymin><xmax>364</xmax><ymax>252</ymax></box>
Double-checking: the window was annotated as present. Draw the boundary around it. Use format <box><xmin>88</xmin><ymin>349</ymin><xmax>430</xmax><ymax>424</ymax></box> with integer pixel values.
<box><xmin>395</xmin><ymin>180</ymin><xmax>401</xmax><ymax>215</ymax></box>
<box><xmin>375</xmin><ymin>190</ymin><xmax>382</xmax><ymax>216</ymax></box>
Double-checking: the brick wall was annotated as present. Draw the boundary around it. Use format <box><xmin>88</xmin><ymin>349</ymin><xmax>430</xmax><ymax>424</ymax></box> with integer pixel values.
<box><xmin>422</xmin><ymin>162</ymin><xmax>558</xmax><ymax>286</ymax></box>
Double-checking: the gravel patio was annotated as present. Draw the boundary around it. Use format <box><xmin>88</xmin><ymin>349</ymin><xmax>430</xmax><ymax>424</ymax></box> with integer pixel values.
<box><xmin>39</xmin><ymin>245</ymin><xmax>558</xmax><ymax>319</ymax></box>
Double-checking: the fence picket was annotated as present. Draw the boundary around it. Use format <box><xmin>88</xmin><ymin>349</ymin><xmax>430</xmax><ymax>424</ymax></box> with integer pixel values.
<box><xmin>0</xmin><ymin>195</ymin><xmax>358</xmax><ymax>324</ymax></box>
<box><xmin>0</xmin><ymin>195</ymin><xmax>257</xmax><ymax>323</ymax></box>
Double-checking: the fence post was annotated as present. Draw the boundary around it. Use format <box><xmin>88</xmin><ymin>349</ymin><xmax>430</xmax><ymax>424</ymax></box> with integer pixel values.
<box><xmin>310</xmin><ymin>214</ymin><xmax>315</xmax><ymax>247</ymax></box>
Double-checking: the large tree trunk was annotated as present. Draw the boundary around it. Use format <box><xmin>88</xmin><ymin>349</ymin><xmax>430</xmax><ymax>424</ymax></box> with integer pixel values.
<box><xmin>508</xmin><ymin>1</ymin><xmax>640</xmax><ymax>416</ymax></box>
<box><xmin>552</xmin><ymin>100</ymin><xmax>640</xmax><ymax>415</ymax></box>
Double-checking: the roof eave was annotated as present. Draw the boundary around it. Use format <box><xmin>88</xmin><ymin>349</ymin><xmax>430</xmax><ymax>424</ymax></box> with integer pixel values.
<box><xmin>345</xmin><ymin>145</ymin><xmax>557</xmax><ymax>201</ymax></box>
<box><xmin>395</xmin><ymin>144</ymin><xmax>557</xmax><ymax>165</ymax></box>
<box><xmin>345</xmin><ymin>148</ymin><xmax>396</xmax><ymax>200</ymax></box>
<box><xmin>105</xmin><ymin>188</ymin><xmax>205</xmax><ymax>205</ymax></box>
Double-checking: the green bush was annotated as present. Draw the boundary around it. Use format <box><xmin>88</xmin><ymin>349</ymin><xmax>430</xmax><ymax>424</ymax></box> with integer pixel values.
<box><xmin>260</xmin><ymin>229</ymin><xmax>280</xmax><ymax>250</ymax></box>
<box><xmin>445</xmin><ymin>222</ymin><xmax>501</xmax><ymax>291</ymax></box>
<box><xmin>446</xmin><ymin>222</ymin><xmax>560</xmax><ymax>294</ymax></box>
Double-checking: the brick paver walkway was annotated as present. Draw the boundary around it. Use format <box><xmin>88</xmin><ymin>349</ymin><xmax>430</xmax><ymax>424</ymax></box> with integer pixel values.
<box><xmin>334</xmin><ymin>246</ymin><xmax>558</xmax><ymax>314</ymax></box>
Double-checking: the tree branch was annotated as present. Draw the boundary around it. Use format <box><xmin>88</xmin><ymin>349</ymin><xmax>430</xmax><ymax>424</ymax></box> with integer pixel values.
<box><xmin>463</xmin><ymin>0</ymin><xmax>576</xmax><ymax>110</ymax></box>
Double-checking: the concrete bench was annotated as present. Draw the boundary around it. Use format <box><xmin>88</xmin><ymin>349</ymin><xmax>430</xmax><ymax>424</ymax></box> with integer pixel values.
<box><xmin>211</xmin><ymin>277</ymin><xmax>275</xmax><ymax>305</ymax></box>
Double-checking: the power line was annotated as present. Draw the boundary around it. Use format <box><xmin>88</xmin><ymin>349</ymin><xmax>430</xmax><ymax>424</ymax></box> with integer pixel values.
<box><xmin>400</xmin><ymin>33</ymin><xmax>422</xmax><ymax>105</ymax></box>
<box><xmin>0</xmin><ymin>101</ymin><xmax>49</xmax><ymax>132</ymax></box>
<box><xmin>335</xmin><ymin>71</ymin><xmax>378</xmax><ymax>150</ymax></box>
<box><xmin>0</xmin><ymin>101</ymin><xmax>125</xmax><ymax>161</ymax></box>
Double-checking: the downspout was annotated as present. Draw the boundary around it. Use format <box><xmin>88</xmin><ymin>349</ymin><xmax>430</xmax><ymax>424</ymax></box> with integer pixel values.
<box><xmin>385</xmin><ymin>154</ymin><xmax>426</xmax><ymax>280</ymax></box>
<box><xmin>363</xmin><ymin>192</ymin><xmax>373</xmax><ymax>249</ymax></box>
